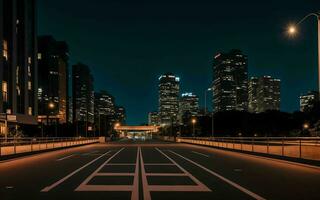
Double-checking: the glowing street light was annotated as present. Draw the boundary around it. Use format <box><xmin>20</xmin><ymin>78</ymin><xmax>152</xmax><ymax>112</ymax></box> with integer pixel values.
<box><xmin>303</xmin><ymin>123</ymin><xmax>310</xmax><ymax>130</ymax></box>
<box><xmin>114</xmin><ymin>122</ymin><xmax>120</xmax><ymax>128</ymax></box>
<box><xmin>191</xmin><ymin>118</ymin><xmax>197</xmax><ymax>137</ymax></box>
<box><xmin>48</xmin><ymin>102</ymin><xmax>55</xmax><ymax>109</ymax></box>
<box><xmin>287</xmin><ymin>25</ymin><xmax>297</xmax><ymax>35</ymax></box>
<box><xmin>287</xmin><ymin>12</ymin><xmax>320</xmax><ymax>93</ymax></box>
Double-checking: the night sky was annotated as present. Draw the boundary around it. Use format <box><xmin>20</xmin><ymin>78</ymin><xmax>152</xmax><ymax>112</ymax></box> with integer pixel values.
<box><xmin>38</xmin><ymin>0</ymin><xmax>320</xmax><ymax>125</ymax></box>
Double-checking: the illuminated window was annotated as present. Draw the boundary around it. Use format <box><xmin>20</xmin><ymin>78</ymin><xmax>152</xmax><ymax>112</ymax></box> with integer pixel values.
<box><xmin>37</xmin><ymin>53</ymin><xmax>42</xmax><ymax>60</ymax></box>
<box><xmin>28</xmin><ymin>107</ymin><xmax>32</xmax><ymax>115</ymax></box>
<box><xmin>28</xmin><ymin>57</ymin><xmax>32</xmax><ymax>64</ymax></box>
<box><xmin>28</xmin><ymin>81</ymin><xmax>32</xmax><ymax>90</ymax></box>
<box><xmin>3</xmin><ymin>40</ymin><xmax>8</xmax><ymax>61</ymax></box>
<box><xmin>2</xmin><ymin>81</ymin><xmax>8</xmax><ymax>102</ymax></box>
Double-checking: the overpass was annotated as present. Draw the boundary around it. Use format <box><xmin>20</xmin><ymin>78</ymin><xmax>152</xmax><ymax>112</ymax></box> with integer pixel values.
<box><xmin>114</xmin><ymin>125</ymin><xmax>160</xmax><ymax>139</ymax></box>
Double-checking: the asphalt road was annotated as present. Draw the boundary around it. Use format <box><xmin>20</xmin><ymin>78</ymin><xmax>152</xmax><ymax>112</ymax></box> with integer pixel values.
<box><xmin>1</xmin><ymin>139</ymin><xmax>320</xmax><ymax>200</ymax></box>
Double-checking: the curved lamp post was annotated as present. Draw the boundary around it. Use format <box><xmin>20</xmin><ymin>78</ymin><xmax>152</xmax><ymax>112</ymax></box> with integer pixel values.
<box><xmin>287</xmin><ymin>12</ymin><xmax>320</xmax><ymax>93</ymax></box>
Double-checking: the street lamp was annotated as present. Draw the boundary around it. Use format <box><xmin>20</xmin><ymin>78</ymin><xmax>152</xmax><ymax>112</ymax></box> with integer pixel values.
<box><xmin>204</xmin><ymin>87</ymin><xmax>214</xmax><ymax>137</ymax></box>
<box><xmin>191</xmin><ymin>118</ymin><xmax>196</xmax><ymax>137</ymax></box>
<box><xmin>303</xmin><ymin>123</ymin><xmax>309</xmax><ymax>130</ymax></box>
<box><xmin>204</xmin><ymin>87</ymin><xmax>212</xmax><ymax>114</ymax></box>
<box><xmin>45</xmin><ymin>102</ymin><xmax>55</xmax><ymax>137</ymax></box>
<box><xmin>287</xmin><ymin>12</ymin><xmax>320</xmax><ymax>93</ymax></box>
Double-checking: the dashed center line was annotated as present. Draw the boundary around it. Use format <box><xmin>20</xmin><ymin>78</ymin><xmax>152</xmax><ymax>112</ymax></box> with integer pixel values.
<box><xmin>56</xmin><ymin>154</ymin><xmax>75</xmax><ymax>161</ymax></box>
<box><xmin>191</xmin><ymin>151</ymin><xmax>210</xmax><ymax>157</ymax></box>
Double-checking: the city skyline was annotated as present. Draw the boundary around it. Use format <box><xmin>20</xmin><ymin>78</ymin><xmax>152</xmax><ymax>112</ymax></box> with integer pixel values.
<box><xmin>38</xmin><ymin>0</ymin><xmax>320</xmax><ymax>124</ymax></box>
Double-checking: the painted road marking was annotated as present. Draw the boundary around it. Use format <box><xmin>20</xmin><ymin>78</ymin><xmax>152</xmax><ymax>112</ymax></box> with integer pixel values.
<box><xmin>75</xmin><ymin>147</ymin><xmax>139</xmax><ymax>200</ymax></box>
<box><xmin>139</xmin><ymin>148</ymin><xmax>211</xmax><ymax>200</ymax></box>
<box><xmin>82</xmin><ymin>150</ymin><xmax>99</xmax><ymax>156</ymax></box>
<box><xmin>41</xmin><ymin>150</ymin><xmax>112</xmax><ymax>192</ymax></box>
<box><xmin>56</xmin><ymin>154</ymin><xmax>75</xmax><ymax>161</ymax></box>
<box><xmin>169</xmin><ymin>150</ymin><xmax>266</xmax><ymax>200</ymax></box>
<box><xmin>191</xmin><ymin>151</ymin><xmax>210</xmax><ymax>158</ymax></box>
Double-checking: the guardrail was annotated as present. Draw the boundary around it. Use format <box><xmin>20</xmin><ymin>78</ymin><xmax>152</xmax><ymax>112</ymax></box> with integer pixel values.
<box><xmin>0</xmin><ymin>137</ymin><xmax>99</xmax><ymax>157</ymax></box>
<box><xmin>177</xmin><ymin>137</ymin><xmax>320</xmax><ymax>161</ymax></box>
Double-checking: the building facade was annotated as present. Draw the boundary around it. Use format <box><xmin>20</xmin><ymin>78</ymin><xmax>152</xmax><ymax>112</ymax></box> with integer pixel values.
<box><xmin>72</xmin><ymin>63</ymin><xmax>94</xmax><ymax>136</ymax></box>
<box><xmin>248</xmin><ymin>77</ymin><xmax>259</xmax><ymax>113</ymax></box>
<box><xmin>213</xmin><ymin>49</ymin><xmax>248</xmax><ymax>112</ymax></box>
<box><xmin>0</xmin><ymin>0</ymin><xmax>38</xmax><ymax>135</ymax></box>
<box><xmin>158</xmin><ymin>73</ymin><xmax>180</xmax><ymax>125</ymax></box>
<box><xmin>300</xmin><ymin>91</ymin><xmax>319</xmax><ymax>112</ymax></box>
<box><xmin>178</xmin><ymin>92</ymin><xmax>199</xmax><ymax>123</ymax></box>
<box><xmin>37</xmin><ymin>36</ymin><xmax>69</xmax><ymax>124</ymax></box>
<box><xmin>94</xmin><ymin>90</ymin><xmax>115</xmax><ymax>136</ymax></box>
<box><xmin>249</xmin><ymin>76</ymin><xmax>281</xmax><ymax>113</ymax></box>
<box><xmin>148</xmin><ymin>111</ymin><xmax>160</xmax><ymax>126</ymax></box>
<box><xmin>115</xmin><ymin>106</ymin><xmax>126</xmax><ymax>124</ymax></box>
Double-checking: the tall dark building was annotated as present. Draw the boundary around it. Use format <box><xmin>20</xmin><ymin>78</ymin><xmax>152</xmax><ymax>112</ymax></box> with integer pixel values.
<box><xmin>115</xmin><ymin>106</ymin><xmax>126</xmax><ymax>124</ymax></box>
<box><xmin>158</xmin><ymin>73</ymin><xmax>180</xmax><ymax>125</ymax></box>
<box><xmin>300</xmin><ymin>91</ymin><xmax>319</xmax><ymax>112</ymax></box>
<box><xmin>37</xmin><ymin>36</ymin><xmax>69</xmax><ymax>124</ymax></box>
<box><xmin>148</xmin><ymin>111</ymin><xmax>160</xmax><ymax>126</ymax></box>
<box><xmin>248</xmin><ymin>77</ymin><xmax>259</xmax><ymax>113</ymax></box>
<box><xmin>0</xmin><ymin>0</ymin><xmax>38</xmax><ymax>135</ymax></box>
<box><xmin>94</xmin><ymin>90</ymin><xmax>115</xmax><ymax>136</ymax></box>
<box><xmin>213</xmin><ymin>49</ymin><xmax>248</xmax><ymax>112</ymax></box>
<box><xmin>249</xmin><ymin>76</ymin><xmax>281</xmax><ymax>113</ymax></box>
<box><xmin>178</xmin><ymin>92</ymin><xmax>199</xmax><ymax>124</ymax></box>
<box><xmin>72</xmin><ymin>63</ymin><xmax>94</xmax><ymax>136</ymax></box>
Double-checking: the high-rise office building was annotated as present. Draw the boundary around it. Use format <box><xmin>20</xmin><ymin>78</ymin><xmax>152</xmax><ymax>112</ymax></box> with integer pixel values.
<box><xmin>148</xmin><ymin>111</ymin><xmax>160</xmax><ymax>125</ymax></box>
<box><xmin>178</xmin><ymin>92</ymin><xmax>199</xmax><ymax>123</ymax></box>
<box><xmin>94</xmin><ymin>90</ymin><xmax>115</xmax><ymax>136</ymax></box>
<box><xmin>72</xmin><ymin>63</ymin><xmax>94</xmax><ymax>136</ymax></box>
<box><xmin>94</xmin><ymin>90</ymin><xmax>115</xmax><ymax>118</ymax></box>
<box><xmin>158</xmin><ymin>73</ymin><xmax>180</xmax><ymax>125</ymax></box>
<box><xmin>115</xmin><ymin>106</ymin><xmax>126</xmax><ymax>124</ymax></box>
<box><xmin>248</xmin><ymin>77</ymin><xmax>259</xmax><ymax>113</ymax></box>
<box><xmin>248</xmin><ymin>76</ymin><xmax>281</xmax><ymax>113</ymax></box>
<box><xmin>213</xmin><ymin>49</ymin><xmax>248</xmax><ymax>112</ymax></box>
<box><xmin>0</xmin><ymin>0</ymin><xmax>38</xmax><ymax>134</ymax></box>
<box><xmin>37</xmin><ymin>36</ymin><xmax>69</xmax><ymax>124</ymax></box>
<box><xmin>300</xmin><ymin>91</ymin><xmax>319</xmax><ymax>112</ymax></box>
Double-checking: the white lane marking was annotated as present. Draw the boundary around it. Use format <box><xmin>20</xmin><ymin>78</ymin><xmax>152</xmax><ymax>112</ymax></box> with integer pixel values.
<box><xmin>140</xmin><ymin>147</ymin><xmax>211</xmax><ymax>199</ymax></box>
<box><xmin>82</xmin><ymin>150</ymin><xmax>99</xmax><ymax>156</ymax></box>
<box><xmin>156</xmin><ymin>148</ymin><xmax>211</xmax><ymax>192</ymax></box>
<box><xmin>169</xmin><ymin>150</ymin><xmax>266</xmax><ymax>200</ymax></box>
<box><xmin>75</xmin><ymin>147</ymin><xmax>140</xmax><ymax>200</ymax></box>
<box><xmin>140</xmin><ymin>148</ymin><xmax>151</xmax><ymax>200</ymax></box>
<box><xmin>41</xmin><ymin>150</ymin><xmax>112</xmax><ymax>192</ymax></box>
<box><xmin>56</xmin><ymin>154</ymin><xmax>75</xmax><ymax>161</ymax></box>
<box><xmin>191</xmin><ymin>151</ymin><xmax>210</xmax><ymax>158</ymax></box>
<box><xmin>144</xmin><ymin>163</ymin><xmax>175</xmax><ymax>166</ymax></box>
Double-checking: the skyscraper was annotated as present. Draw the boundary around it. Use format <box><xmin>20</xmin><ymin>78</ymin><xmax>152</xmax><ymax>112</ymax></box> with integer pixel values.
<box><xmin>148</xmin><ymin>111</ymin><xmax>160</xmax><ymax>126</ymax></box>
<box><xmin>94</xmin><ymin>90</ymin><xmax>115</xmax><ymax>136</ymax></box>
<box><xmin>300</xmin><ymin>91</ymin><xmax>319</xmax><ymax>112</ymax></box>
<box><xmin>115</xmin><ymin>106</ymin><xmax>126</xmax><ymax>124</ymax></box>
<box><xmin>37</xmin><ymin>36</ymin><xmax>69</xmax><ymax>124</ymax></box>
<box><xmin>0</xmin><ymin>0</ymin><xmax>38</xmax><ymax>134</ymax></box>
<box><xmin>248</xmin><ymin>77</ymin><xmax>259</xmax><ymax>113</ymax></box>
<box><xmin>72</xmin><ymin>63</ymin><xmax>94</xmax><ymax>136</ymax></box>
<box><xmin>158</xmin><ymin>73</ymin><xmax>180</xmax><ymax>125</ymax></box>
<box><xmin>213</xmin><ymin>49</ymin><xmax>248</xmax><ymax>112</ymax></box>
<box><xmin>178</xmin><ymin>92</ymin><xmax>199</xmax><ymax>123</ymax></box>
<box><xmin>248</xmin><ymin>76</ymin><xmax>281</xmax><ymax>113</ymax></box>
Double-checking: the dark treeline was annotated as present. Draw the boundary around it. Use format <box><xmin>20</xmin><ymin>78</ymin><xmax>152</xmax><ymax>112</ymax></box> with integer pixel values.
<box><xmin>163</xmin><ymin>103</ymin><xmax>320</xmax><ymax>137</ymax></box>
